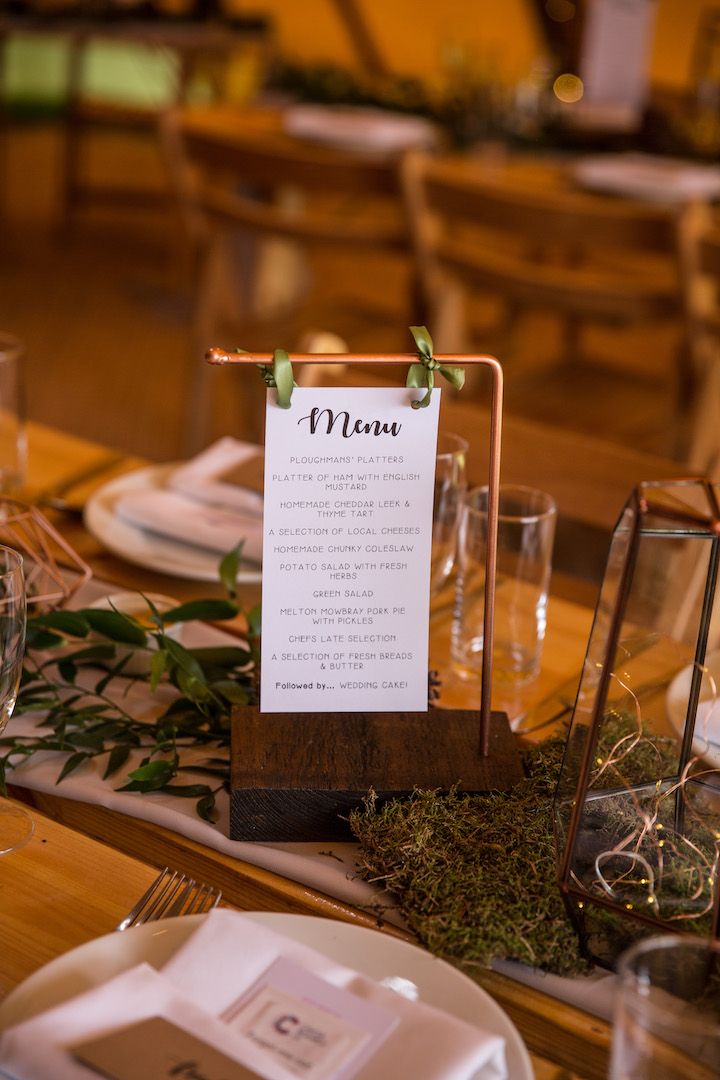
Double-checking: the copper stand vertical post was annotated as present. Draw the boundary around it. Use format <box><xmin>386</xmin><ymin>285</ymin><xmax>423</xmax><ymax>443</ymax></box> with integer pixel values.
<box><xmin>207</xmin><ymin>349</ymin><xmax>503</xmax><ymax>757</ymax></box>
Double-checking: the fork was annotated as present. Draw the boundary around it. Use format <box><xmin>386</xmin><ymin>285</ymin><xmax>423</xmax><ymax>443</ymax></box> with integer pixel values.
<box><xmin>116</xmin><ymin>866</ymin><xmax>222</xmax><ymax>931</ymax></box>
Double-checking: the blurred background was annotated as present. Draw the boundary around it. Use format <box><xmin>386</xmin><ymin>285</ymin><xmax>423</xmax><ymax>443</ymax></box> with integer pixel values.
<box><xmin>2</xmin><ymin>0</ymin><xmax>718</xmax><ymax>463</ymax></box>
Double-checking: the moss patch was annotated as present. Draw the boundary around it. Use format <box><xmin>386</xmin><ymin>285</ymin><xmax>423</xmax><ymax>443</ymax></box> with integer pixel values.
<box><xmin>350</xmin><ymin>735</ymin><xmax>591</xmax><ymax>976</ymax></box>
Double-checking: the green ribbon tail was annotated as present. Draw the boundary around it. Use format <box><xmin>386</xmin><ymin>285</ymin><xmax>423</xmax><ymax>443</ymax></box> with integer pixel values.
<box><xmin>406</xmin><ymin>363</ymin><xmax>426</xmax><ymax>388</ymax></box>
<box><xmin>412</xmin><ymin>367</ymin><xmax>434</xmax><ymax>409</ymax></box>
<box><xmin>272</xmin><ymin>348</ymin><xmax>295</xmax><ymax>409</ymax></box>
<box><xmin>409</xmin><ymin>325</ymin><xmax>434</xmax><ymax>360</ymax></box>
<box><xmin>438</xmin><ymin>364</ymin><xmax>465</xmax><ymax>390</ymax></box>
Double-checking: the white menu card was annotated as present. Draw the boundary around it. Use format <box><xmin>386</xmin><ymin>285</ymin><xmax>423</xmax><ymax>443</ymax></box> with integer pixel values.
<box><xmin>261</xmin><ymin>386</ymin><xmax>440</xmax><ymax>713</ymax></box>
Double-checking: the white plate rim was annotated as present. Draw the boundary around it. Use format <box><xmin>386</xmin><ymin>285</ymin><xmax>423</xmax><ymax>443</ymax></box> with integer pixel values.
<box><xmin>84</xmin><ymin>463</ymin><xmax>262</xmax><ymax>584</ymax></box>
<box><xmin>0</xmin><ymin>911</ymin><xmax>532</xmax><ymax>1079</ymax></box>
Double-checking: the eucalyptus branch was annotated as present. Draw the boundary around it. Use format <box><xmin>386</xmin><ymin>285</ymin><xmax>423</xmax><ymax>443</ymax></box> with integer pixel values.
<box><xmin>3</xmin><ymin>578</ymin><xmax>257</xmax><ymax>823</ymax></box>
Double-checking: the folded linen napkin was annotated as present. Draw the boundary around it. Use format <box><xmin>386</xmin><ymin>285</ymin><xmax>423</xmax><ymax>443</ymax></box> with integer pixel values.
<box><xmin>114</xmin><ymin>490</ymin><xmax>263</xmax><ymax>560</ymax></box>
<box><xmin>573</xmin><ymin>153</ymin><xmax>720</xmax><ymax>202</ymax></box>
<box><xmin>160</xmin><ymin>909</ymin><xmax>508</xmax><ymax>1079</ymax></box>
<box><xmin>0</xmin><ymin>963</ymin><xmax>297</xmax><ymax>1080</ymax></box>
<box><xmin>168</xmin><ymin>437</ymin><xmax>264</xmax><ymax>514</ymax></box>
<box><xmin>0</xmin><ymin>913</ymin><xmax>507</xmax><ymax>1079</ymax></box>
<box><xmin>282</xmin><ymin>104</ymin><xmax>438</xmax><ymax>152</ymax></box>
<box><xmin>113</xmin><ymin>437</ymin><xmax>265</xmax><ymax>558</ymax></box>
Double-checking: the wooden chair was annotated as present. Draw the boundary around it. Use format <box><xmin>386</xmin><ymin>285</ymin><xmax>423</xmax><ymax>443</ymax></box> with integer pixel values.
<box><xmin>677</xmin><ymin>200</ymin><xmax>720</xmax><ymax>476</ymax></box>
<box><xmin>400</xmin><ymin>151</ymin><xmax>684</xmax><ymax>393</ymax></box>
<box><xmin>161</xmin><ymin>106</ymin><xmax>410</xmax><ymax>450</ymax></box>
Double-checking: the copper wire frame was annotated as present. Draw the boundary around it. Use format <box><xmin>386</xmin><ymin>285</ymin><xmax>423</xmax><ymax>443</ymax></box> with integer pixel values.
<box><xmin>0</xmin><ymin>499</ymin><xmax>92</xmax><ymax>610</ymax></box>
<box><xmin>206</xmin><ymin>348</ymin><xmax>504</xmax><ymax>756</ymax></box>
<box><xmin>556</xmin><ymin>477</ymin><xmax>720</xmax><ymax>958</ymax></box>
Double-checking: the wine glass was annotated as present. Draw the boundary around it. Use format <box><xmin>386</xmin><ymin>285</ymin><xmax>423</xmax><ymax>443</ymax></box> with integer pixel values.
<box><xmin>0</xmin><ymin>545</ymin><xmax>31</xmax><ymax>855</ymax></box>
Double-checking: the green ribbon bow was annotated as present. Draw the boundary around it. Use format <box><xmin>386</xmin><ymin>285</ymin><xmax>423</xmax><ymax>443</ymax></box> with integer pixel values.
<box><xmin>257</xmin><ymin>348</ymin><xmax>296</xmax><ymax>409</ymax></box>
<box><xmin>406</xmin><ymin>326</ymin><xmax>465</xmax><ymax>409</ymax></box>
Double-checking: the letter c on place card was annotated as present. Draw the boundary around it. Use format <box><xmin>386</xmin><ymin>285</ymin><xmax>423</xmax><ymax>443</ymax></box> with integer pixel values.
<box><xmin>261</xmin><ymin>387</ymin><xmax>440</xmax><ymax>714</ymax></box>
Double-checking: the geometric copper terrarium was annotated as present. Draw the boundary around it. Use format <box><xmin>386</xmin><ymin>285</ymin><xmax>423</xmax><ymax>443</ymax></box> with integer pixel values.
<box><xmin>555</xmin><ymin>479</ymin><xmax>720</xmax><ymax>967</ymax></box>
<box><xmin>0</xmin><ymin>500</ymin><xmax>91</xmax><ymax>610</ymax></box>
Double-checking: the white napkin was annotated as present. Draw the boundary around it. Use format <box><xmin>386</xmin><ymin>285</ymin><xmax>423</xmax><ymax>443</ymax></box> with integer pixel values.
<box><xmin>0</xmin><ymin>963</ymin><xmax>297</xmax><ymax>1080</ymax></box>
<box><xmin>0</xmin><ymin>913</ymin><xmax>506</xmax><ymax>1080</ymax></box>
<box><xmin>161</xmin><ymin>909</ymin><xmax>508</xmax><ymax>1079</ymax></box>
<box><xmin>573</xmin><ymin>153</ymin><xmax>720</xmax><ymax>202</ymax></box>
<box><xmin>283</xmin><ymin>104</ymin><xmax>438</xmax><ymax>152</ymax></box>
<box><xmin>113</xmin><ymin>437</ymin><xmax>264</xmax><ymax>559</ymax></box>
<box><xmin>169</xmin><ymin>437</ymin><xmax>264</xmax><ymax>516</ymax></box>
<box><xmin>114</xmin><ymin>490</ymin><xmax>263</xmax><ymax>560</ymax></box>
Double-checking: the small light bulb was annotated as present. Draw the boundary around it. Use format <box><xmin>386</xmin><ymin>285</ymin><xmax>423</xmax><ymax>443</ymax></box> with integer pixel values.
<box><xmin>553</xmin><ymin>73</ymin><xmax>584</xmax><ymax>104</ymax></box>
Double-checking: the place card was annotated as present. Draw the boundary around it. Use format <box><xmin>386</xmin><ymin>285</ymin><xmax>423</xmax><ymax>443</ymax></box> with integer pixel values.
<box><xmin>261</xmin><ymin>387</ymin><xmax>440</xmax><ymax>713</ymax></box>
<box><xmin>72</xmin><ymin>1016</ymin><xmax>264</xmax><ymax>1080</ymax></box>
<box><xmin>223</xmin><ymin>956</ymin><xmax>399</xmax><ymax>1080</ymax></box>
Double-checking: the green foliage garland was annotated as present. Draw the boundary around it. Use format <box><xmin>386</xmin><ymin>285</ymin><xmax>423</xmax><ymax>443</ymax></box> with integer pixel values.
<box><xmin>0</xmin><ymin>546</ymin><xmax>258</xmax><ymax>823</ymax></box>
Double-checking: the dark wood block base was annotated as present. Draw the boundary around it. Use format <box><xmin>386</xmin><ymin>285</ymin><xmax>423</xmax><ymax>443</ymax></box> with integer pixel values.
<box><xmin>229</xmin><ymin>706</ymin><xmax>522</xmax><ymax>841</ymax></box>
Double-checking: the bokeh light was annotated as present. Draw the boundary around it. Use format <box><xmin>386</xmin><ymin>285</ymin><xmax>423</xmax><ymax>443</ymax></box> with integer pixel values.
<box><xmin>545</xmin><ymin>0</ymin><xmax>576</xmax><ymax>22</ymax></box>
<box><xmin>553</xmin><ymin>73</ymin><xmax>584</xmax><ymax>103</ymax></box>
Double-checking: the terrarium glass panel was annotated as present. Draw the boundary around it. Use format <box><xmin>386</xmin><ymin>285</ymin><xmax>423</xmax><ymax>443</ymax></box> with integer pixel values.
<box><xmin>555</xmin><ymin>480</ymin><xmax>720</xmax><ymax>965</ymax></box>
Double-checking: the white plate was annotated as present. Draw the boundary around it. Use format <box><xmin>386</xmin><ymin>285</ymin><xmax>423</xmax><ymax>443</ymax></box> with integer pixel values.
<box><xmin>0</xmin><ymin>912</ymin><xmax>532</xmax><ymax>1079</ymax></box>
<box><xmin>84</xmin><ymin>464</ymin><xmax>262</xmax><ymax>584</ymax></box>
<box><xmin>666</xmin><ymin>650</ymin><xmax>720</xmax><ymax>770</ymax></box>
<box><xmin>283</xmin><ymin>104</ymin><xmax>437</xmax><ymax>152</ymax></box>
<box><xmin>573</xmin><ymin>153</ymin><xmax>720</xmax><ymax>203</ymax></box>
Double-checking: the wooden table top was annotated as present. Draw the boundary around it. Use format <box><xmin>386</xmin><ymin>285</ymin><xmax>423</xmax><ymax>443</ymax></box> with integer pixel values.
<box><xmin>1</xmin><ymin>415</ymin><xmax>679</xmax><ymax>1079</ymax></box>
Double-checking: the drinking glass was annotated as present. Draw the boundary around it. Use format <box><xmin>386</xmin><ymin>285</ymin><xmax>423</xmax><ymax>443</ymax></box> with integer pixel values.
<box><xmin>431</xmin><ymin>432</ymin><xmax>468</xmax><ymax>596</ymax></box>
<box><xmin>0</xmin><ymin>546</ymin><xmax>31</xmax><ymax>854</ymax></box>
<box><xmin>451</xmin><ymin>484</ymin><xmax>556</xmax><ymax>688</ymax></box>
<box><xmin>0</xmin><ymin>333</ymin><xmax>26</xmax><ymax>493</ymax></box>
<box><xmin>610</xmin><ymin>934</ymin><xmax>720</xmax><ymax>1079</ymax></box>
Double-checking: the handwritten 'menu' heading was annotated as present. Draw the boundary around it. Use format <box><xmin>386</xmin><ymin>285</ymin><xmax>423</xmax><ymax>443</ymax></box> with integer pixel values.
<box><xmin>298</xmin><ymin>408</ymin><xmax>402</xmax><ymax>438</ymax></box>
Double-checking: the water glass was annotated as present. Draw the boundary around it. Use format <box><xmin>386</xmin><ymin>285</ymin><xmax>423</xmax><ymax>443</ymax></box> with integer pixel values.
<box><xmin>0</xmin><ymin>334</ymin><xmax>26</xmax><ymax>493</ymax></box>
<box><xmin>431</xmin><ymin>432</ymin><xmax>468</xmax><ymax>596</ymax></box>
<box><xmin>451</xmin><ymin>484</ymin><xmax>556</xmax><ymax>688</ymax></box>
<box><xmin>610</xmin><ymin>934</ymin><xmax>720</xmax><ymax>1079</ymax></box>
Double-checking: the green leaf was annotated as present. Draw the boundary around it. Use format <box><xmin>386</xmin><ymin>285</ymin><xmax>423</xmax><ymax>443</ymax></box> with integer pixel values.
<box><xmin>212</xmin><ymin>680</ymin><xmax>250</xmax><ymax>705</ymax></box>
<box><xmin>57</xmin><ymin>751</ymin><xmax>90</xmax><ymax>782</ymax></box>
<box><xmin>246</xmin><ymin>602</ymin><xmax>262</xmax><ymax>638</ymax></box>
<box><xmin>273</xmin><ymin>348</ymin><xmax>295</xmax><ymax>408</ymax></box>
<box><xmin>66</xmin><ymin>729</ymin><xmax>107</xmax><ymax>750</ymax></box>
<box><xmin>33</xmin><ymin>611</ymin><xmax>91</xmax><ymax>638</ymax></box>
<box><xmin>149</xmin><ymin>648</ymin><xmax>168</xmax><ymax>691</ymax></box>
<box><xmin>84</xmin><ymin>609</ymin><xmax>148</xmax><ymax>646</ymax></box>
<box><xmin>64</xmin><ymin>643</ymin><xmax>118</xmax><ymax>665</ymax></box>
<box><xmin>103</xmin><ymin>743</ymin><xmax>131</xmax><ymax>779</ymax></box>
<box><xmin>163</xmin><ymin>638</ymin><xmax>207</xmax><ymax>684</ymax></box>
<box><xmin>176</xmin><ymin>669</ymin><xmax>212</xmax><ymax>704</ymax></box>
<box><xmin>197</xmin><ymin>792</ymin><xmax>219</xmax><ymax>823</ymax></box>
<box><xmin>410</xmin><ymin>325</ymin><xmax>434</xmax><ymax>360</ymax></box>
<box><xmin>94</xmin><ymin>653</ymin><xmax>133</xmax><ymax>694</ymax></box>
<box><xmin>219</xmin><ymin>541</ymin><xmax>244</xmax><ymax>598</ymax></box>
<box><xmin>158</xmin><ymin>783</ymin><xmax>213</xmax><ymax>798</ymax></box>
<box><xmin>406</xmin><ymin>363</ymin><xmax>427</xmax><ymax>389</ymax></box>
<box><xmin>189</xmin><ymin>646</ymin><xmax>251</xmax><ymax>669</ymax></box>
<box><xmin>25</xmin><ymin>627</ymin><xmax>64</xmax><ymax>650</ymax></box>
<box><xmin>163</xmin><ymin>599</ymin><xmax>239</xmax><ymax>625</ymax></box>
<box><xmin>126</xmin><ymin>759</ymin><xmax>177</xmax><ymax>789</ymax></box>
<box><xmin>58</xmin><ymin>659</ymin><xmax>77</xmax><ymax>684</ymax></box>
